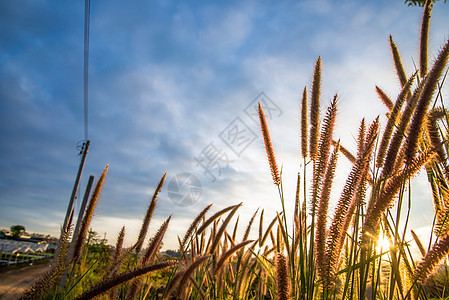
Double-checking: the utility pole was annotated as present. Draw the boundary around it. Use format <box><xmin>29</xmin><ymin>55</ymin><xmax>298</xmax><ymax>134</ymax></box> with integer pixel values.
<box><xmin>61</xmin><ymin>140</ymin><xmax>90</xmax><ymax>235</ymax></box>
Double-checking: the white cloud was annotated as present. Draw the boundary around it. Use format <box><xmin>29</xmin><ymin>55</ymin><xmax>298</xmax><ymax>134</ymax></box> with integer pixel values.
<box><xmin>196</xmin><ymin>4</ymin><xmax>254</xmax><ymax>55</ymax></box>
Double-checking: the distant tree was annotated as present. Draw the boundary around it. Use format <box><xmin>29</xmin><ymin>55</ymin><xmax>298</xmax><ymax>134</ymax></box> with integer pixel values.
<box><xmin>405</xmin><ymin>0</ymin><xmax>446</xmax><ymax>6</ymax></box>
<box><xmin>164</xmin><ymin>249</ymin><xmax>181</xmax><ymax>258</ymax></box>
<box><xmin>86</xmin><ymin>229</ymin><xmax>111</xmax><ymax>268</ymax></box>
<box><xmin>87</xmin><ymin>229</ymin><xmax>107</xmax><ymax>246</ymax></box>
<box><xmin>10</xmin><ymin>225</ymin><xmax>26</xmax><ymax>239</ymax></box>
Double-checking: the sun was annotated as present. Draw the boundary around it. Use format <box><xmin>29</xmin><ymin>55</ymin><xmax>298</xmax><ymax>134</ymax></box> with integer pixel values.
<box><xmin>376</xmin><ymin>233</ymin><xmax>392</xmax><ymax>253</ymax></box>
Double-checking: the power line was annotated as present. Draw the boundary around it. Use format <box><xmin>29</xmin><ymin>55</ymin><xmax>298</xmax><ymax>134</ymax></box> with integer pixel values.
<box><xmin>84</xmin><ymin>0</ymin><xmax>90</xmax><ymax>140</ymax></box>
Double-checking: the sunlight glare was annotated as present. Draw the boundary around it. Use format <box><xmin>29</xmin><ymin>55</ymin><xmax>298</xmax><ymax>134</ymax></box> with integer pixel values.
<box><xmin>376</xmin><ymin>233</ymin><xmax>391</xmax><ymax>253</ymax></box>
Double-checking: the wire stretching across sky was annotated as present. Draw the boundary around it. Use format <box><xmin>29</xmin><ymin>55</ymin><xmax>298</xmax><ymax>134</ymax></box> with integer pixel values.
<box><xmin>84</xmin><ymin>0</ymin><xmax>90</xmax><ymax>141</ymax></box>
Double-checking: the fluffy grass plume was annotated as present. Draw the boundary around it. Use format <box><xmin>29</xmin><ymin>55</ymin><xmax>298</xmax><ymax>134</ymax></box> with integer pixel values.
<box><xmin>73</xmin><ymin>165</ymin><xmax>109</xmax><ymax>261</ymax></box>
<box><xmin>212</xmin><ymin>240</ymin><xmax>254</xmax><ymax>277</ymax></box>
<box><xmin>276</xmin><ymin>252</ymin><xmax>290</xmax><ymax>300</ymax></box>
<box><xmin>127</xmin><ymin>216</ymin><xmax>171</xmax><ymax>299</ymax></box>
<box><xmin>411</xmin><ymin>229</ymin><xmax>427</xmax><ymax>257</ymax></box>
<box><xmin>163</xmin><ymin>271</ymin><xmax>184</xmax><ymax>300</ymax></box>
<box><xmin>209</xmin><ymin>203</ymin><xmax>241</xmax><ymax>253</ymax></box>
<box><xmin>363</xmin><ymin>147</ymin><xmax>436</xmax><ymax>238</ymax></box>
<box><xmin>382</xmin><ymin>76</ymin><xmax>426</xmax><ymax>177</ymax></box>
<box><xmin>405</xmin><ymin>36</ymin><xmax>449</xmax><ymax>165</ymax></box>
<box><xmin>427</xmin><ymin>108</ymin><xmax>447</xmax><ymax>164</ymax></box>
<box><xmin>389</xmin><ymin>35</ymin><xmax>408</xmax><ymax>88</ymax></box>
<box><xmin>259</xmin><ymin>102</ymin><xmax>281</xmax><ymax>185</ymax></box>
<box><xmin>294</xmin><ymin>173</ymin><xmax>301</xmax><ymax>218</ymax></box>
<box><xmin>420</xmin><ymin>0</ymin><xmax>432</xmax><ymax>77</ymax></box>
<box><xmin>242</xmin><ymin>209</ymin><xmax>259</xmax><ymax>243</ymax></box>
<box><xmin>332</xmin><ymin>139</ymin><xmax>356</xmax><ymax>164</ymax></box>
<box><xmin>301</xmin><ymin>86</ymin><xmax>308</xmax><ymax>158</ymax></box>
<box><xmin>196</xmin><ymin>204</ymin><xmax>236</xmax><ymax>235</ymax></box>
<box><xmin>74</xmin><ymin>260</ymin><xmax>177</xmax><ymax>300</ymax></box>
<box><xmin>176</xmin><ymin>255</ymin><xmax>210</xmax><ymax>296</ymax></box>
<box><xmin>108</xmin><ymin>226</ymin><xmax>125</xmax><ymax>300</ymax></box>
<box><xmin>309</xmin><ymin>57</ymin><xmax>322</xmax><ymax>161</ymax></box>
<box><xmin>311</xmin><ymin>96</ymin><xmax>338</xmax><ymax>215</ymax></box>
<box><xmin>315</xmin><ymin>141</ymin><xmax>339</xmax><ymax>281</ymax></box>
<box><xmin>414</xmin><ymin>233</ymin><xmax>449</xmax><ymax>282</ymax></box>
<box><xmin>376</xmin><ymin>72</ymin><xmax>417</xmax><ymax>168</ymax></box>
<box><xmin>135</xmin><ymin>172</ymin><xmax>167</xmax><ymax>253</ymax></box>
<box><xmin>325</xmin><ymin>118</ymin><xmax>378</xmax><ymax>285</ymax></box>
<box><xmin>376</xmin><ymin>85</ymin><xmax>394</xmax><ymax>111</ymax></box>
<box><xmin>142</xmin><ymin>216</ymin><xmax>171</xmax><ymax>265</ymax></box>
<box><xmin>182</xmin><ymin>203</ymin><xmax>213</xmax><ymax>247</ymax></box>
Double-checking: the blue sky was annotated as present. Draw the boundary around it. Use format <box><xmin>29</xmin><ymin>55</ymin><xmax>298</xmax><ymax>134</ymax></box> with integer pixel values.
<box><xmin>1</xmin><ymin>0</ymin><xmax>448</xmax><ymax>249</ymax></box>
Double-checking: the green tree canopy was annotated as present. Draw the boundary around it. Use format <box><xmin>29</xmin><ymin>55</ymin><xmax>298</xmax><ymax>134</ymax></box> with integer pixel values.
<box><xmin>10</xmin><ymin>225</ymin><xmax>26</xmax><ymax>239</ymax></box>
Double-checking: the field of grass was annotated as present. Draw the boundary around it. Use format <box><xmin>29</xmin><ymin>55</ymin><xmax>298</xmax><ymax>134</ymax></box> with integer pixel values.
<box><xmin>19</xmin><ymin>1</ymin><xmax>449</xmax><ymax>299</ymax></box>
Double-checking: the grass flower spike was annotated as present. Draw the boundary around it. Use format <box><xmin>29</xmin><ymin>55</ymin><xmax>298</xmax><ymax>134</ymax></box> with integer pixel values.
<box><xmin>259</xmin><ymin>102</ymin><xmax>281</xmax><ymax>185</ymax></box>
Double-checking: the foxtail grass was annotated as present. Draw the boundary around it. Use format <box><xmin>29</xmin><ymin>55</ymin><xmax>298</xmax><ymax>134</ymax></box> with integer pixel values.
<box><xmin>332</xmin><ymin>139</ymin><xmax>356</xmax><ymax>164</ymax></box>
<box><xmin>213</xmin><ymin>240</ymin><xmax>254</xmax><ymax>277</ymax></box>
<box><xmin>135</xmin><ymin>172</ymin><xmax>167</xmax><ymax>253</ymax></box>
<box><xmin>419</xmin><ymin>0</ymin><xmax>432</xmax><ymax>78</ymax></box>
<box><xmin>176</xmin><ymin>255</ymin><xmax>210</xmax><ymax>297</ymax></box>
<box><xmin>73</xmin><ymin>165</ymin><xmax>109</xmax><ymax>261</ymax></box>
<box><xmin>126</xmin><ymin>216</ymin><xmax>171</xmax><ymax>299</ymax></box>
<box><xmin>405</xmin><ymin>36</ymin><xmax>449</xmax><ymax>165</ymax></box>
<box><xmin>75</xmin><ymin>260</ymin><xmax>177</xmax><ymax>300</ymax></box>
<box><xmin>382</xmin><ymin>76</ymin><xmax>427</xmax><ymax>177</ymax></box>
<box><xmin>276</xmin><ymin>252</ymin><xmax>290</xmax><ymax>300</ymax></box>
<box><xmin>259</xmin><ymin>102</ymin><xmax>281</xmax><ymax>185</ymax></box>
<box><xmin>108</xmin><ymin>226</ymin><xmax>125</xmax><ymax>300</ymax></box>
<box><xmin>411</xmin><ymin>229</ymin><xmax>427</xmax><ymax>257</ymax></box>
<box><xmin>390</xmin><ymin>35</ymin><xmax>408</xmax><ymax>88</ymax></box>
<box><xmin>311</xmin><ymin>96</ymin><xmax>338</xmax><ymax>214</ymax></box>
<box><xmin>376</xmin><ymin>72</ymin><xmax>417</xmax><ymax>168</ymax></box>
<box><xmin>315</xmin><ymin>139</ymin><xmax>340</xmax><ymax>283</ymax></box>
<box><xmin>427</xmin><ymin>108</ymin><xmax>447</xmax><ymax>164</ymax></box>
<box><xmin>363</xmin><ymin>147</ymin><xmax>436</xmax><ymax>239</ymax></box>
<box><xmin>309</xmin><ymin>57</ymin><xmax>322</xmax><ymax>161</ymax></box>
<box><xmin>414</xmin><ymin>233</ymin><xmax>449</xmax><ymax>282</ymax></box>
<box><xmin>301</xmin><ymin>86</ymin><xmax>309</xmax><ymax>158</ymax></box>
<box><xmin>209</xmin><ymin>203</ymin><xmax>241</xmax><ymax>254</ymax></box>
<box><xmin>197</xmin><ymin>204</ymin><xmax>240</xmax><ymax>235</ymax></box>
<box><xmin>376</xmin><ymin>85</ymin><xmax>394</xmax><ymax>112</ymax></box>
<box><xmin>182</xmin><ymin>203</ymin><xmax>213</xmax><ymax>248</ymax></box>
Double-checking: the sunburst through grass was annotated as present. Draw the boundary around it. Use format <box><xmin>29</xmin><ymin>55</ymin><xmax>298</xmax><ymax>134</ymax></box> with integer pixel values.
<box><xmin>375</xmin><ymin>232</ymin><xmax>392</xmax><ymax>254</ymax></box>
